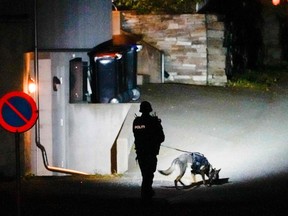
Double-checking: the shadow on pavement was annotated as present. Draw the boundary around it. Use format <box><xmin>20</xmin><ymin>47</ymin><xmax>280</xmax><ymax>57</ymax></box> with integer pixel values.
<box><xmin>160</xmin><ymin>178</ymin><xmax>230</xmax><ymax>190</ymax></box>
<box><xmin>1</xmin><ymin>175</ymin><xmax>288</xmax><ymax>216</ymax></box>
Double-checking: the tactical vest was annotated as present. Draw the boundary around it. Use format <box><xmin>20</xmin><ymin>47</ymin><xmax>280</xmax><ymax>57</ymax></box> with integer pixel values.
<box><xmin>191</xmin><ymin>152</ymin><xmax>209</xmax><ymax>173</ymax></box>
<box><xmin>133</xmin><ymin>115</ymin><xmax>164</xmax><ymax>155</ymax></box>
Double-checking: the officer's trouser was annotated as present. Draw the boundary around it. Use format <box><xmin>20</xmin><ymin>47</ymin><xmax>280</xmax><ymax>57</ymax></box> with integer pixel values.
<box><xmin>137</xmin><ymin>154</ymin><xmax>157</xmax><ymax>198</ymax></box>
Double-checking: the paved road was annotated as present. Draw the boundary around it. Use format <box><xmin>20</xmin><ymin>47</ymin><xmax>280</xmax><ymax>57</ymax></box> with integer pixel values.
<box><xmin>1</xmin><ymin>173</ymin><xmax>287</xmax><ymax>216</ymax></box>
<box><xmin>126</xmin><ymin>83</ymin><xmax>288</xmax><ymax>214</ymax></box>
<box><xmin>1</xmin><ymin>83</ymin><xmax>288</xmax><ymax>216</ymax></box>
<box><xmin>133</xmin><ymin>83</ymin><xmax>288</xmax><ymax>183</ymax></box>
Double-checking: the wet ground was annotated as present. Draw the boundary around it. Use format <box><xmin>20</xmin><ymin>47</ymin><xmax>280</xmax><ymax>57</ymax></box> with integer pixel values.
<box><xmin>1</xmin><ymin>82</ymin><xmax>288</xmax><ymax>215</ymax></box>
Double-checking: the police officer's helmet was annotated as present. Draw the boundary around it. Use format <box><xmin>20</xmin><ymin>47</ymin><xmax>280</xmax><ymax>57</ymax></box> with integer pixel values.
<box><xmin>139</xmin><ymin>101</ymin><xmax>153</xmax><ymax>113</ymax></box>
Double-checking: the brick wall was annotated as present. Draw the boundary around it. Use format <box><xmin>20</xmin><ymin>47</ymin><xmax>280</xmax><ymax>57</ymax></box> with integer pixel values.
<box><xmin>121</xmin><ymin>12</ymin><xmax>227</xmax><ymax>86</ymax></box>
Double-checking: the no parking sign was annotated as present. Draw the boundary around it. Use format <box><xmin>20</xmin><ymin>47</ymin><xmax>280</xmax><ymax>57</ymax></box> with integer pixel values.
<box><xmin>0</xmin><ymin>91</ymin><xmax>38</xmax><ymax>216</ymax></box>
<box><xmin>0</xmin><ymin>91</ymin><xmax>38</xmax><ymax>133</ymax></box>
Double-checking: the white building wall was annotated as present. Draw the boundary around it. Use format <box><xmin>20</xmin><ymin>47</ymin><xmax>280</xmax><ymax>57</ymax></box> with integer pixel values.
<box><xmin>25</xmin><ymin>51</ymin><xmax>136</xmax><ymax>175</ymax></box>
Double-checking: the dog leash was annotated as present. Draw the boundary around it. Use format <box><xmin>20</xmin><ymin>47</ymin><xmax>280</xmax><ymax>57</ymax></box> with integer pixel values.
<box><xmin>161</xmin><ymin>145</ymin><xmax>192</xmax><ymax>154</ymax></box>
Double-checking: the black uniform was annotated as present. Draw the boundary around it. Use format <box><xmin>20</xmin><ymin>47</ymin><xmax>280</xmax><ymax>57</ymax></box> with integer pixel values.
<box><xmin>133</xmin><ymin>109</ymin><xmax>165</xmax><ymax>199</ymax></box>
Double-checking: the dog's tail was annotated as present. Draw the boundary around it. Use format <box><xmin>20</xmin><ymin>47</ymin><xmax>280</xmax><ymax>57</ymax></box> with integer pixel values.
<box><xmin>158</xmin><ymin>159</ymin><xmax>177</xmax><ymax>176</ymax></box>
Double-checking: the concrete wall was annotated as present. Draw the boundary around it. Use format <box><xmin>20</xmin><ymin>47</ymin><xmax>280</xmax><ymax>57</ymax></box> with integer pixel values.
<box><xmin>68</xmin><ymin>104</ymin><xmax>134</xmax><ymax>174</ymax></box>
<box><xmin>121</xmin><ymin>12</ymin><xmax>227</xmax><ymax>86</ymax></box>
<box><xmin>25</xmin><ymin>51</ymin><xmax>137</xmax><ymax>175</ymax></box>
<box><xmin>0</xmin><ymin>0</ymin><xmax>112</xmax><ymax>178</ymax></box>
<box><xmin>24</xmin><ymin>52</ymin><xmax>90</xmax><ymax>175</ymax></box>
<box><xmin>37</xmin><ymin>0</ymin><xmax>112</xmax><ymax>49</ymax></box>
<box><xmin>137</xmin><ymin>41</ymin><xmax>164</xmax><ymax>83</ymax></box>
<box><xmin>116</xmin><ymin>104</ymin><xmax>139</xmax><ymax>173</ymax></box>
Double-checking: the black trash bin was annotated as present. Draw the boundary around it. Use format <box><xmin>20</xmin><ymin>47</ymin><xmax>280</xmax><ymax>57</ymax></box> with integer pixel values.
<box><xmin>124</xmin><ymin>44</ymin><xmax>141</xmax><ymax>101</ymax></box>
<box><xmin>88</xmin><ymin>41</ymin><xmax>141</xmax><ymax>103</ymax></box>
<box><xmin>69</xmin><ymin>58</ymin><xmax>88</xmax><ymax>103</ymax></box>
<box><xmin>123</xmin><ymin>45</ymin><xmax>137</xmax><ymax>90</ymax></box>
<box><xmin>92</xmin><ymin>52</ymin><xmax>121</xmax><ymax>103</ymax></box>
<box><xmin>112</xmin><ymin>44</ymin><xmax>140</xmax><ymax>102</ymax></box>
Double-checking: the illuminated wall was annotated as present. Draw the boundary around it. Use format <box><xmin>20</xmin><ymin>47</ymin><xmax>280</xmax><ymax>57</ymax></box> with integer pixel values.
<box><xmin>25</xmin><ymin>50</ymin><xmax>137</xmax><ymax>175</ymax></box>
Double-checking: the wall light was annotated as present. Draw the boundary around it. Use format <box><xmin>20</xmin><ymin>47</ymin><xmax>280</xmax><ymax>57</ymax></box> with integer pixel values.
<box><xmin>28</xmin><ymin>76</ymin><xmax>36</xmax><ymax>93</ymax></box>
<box><xmin>272</xmin><ymin>0</ymin><xmax>280</xmax><ymax>6</ymax></box>
<box><xmin>53</xmin><ymin>76</ymin><xmax>61</xmax><ymax>91</ymax></box>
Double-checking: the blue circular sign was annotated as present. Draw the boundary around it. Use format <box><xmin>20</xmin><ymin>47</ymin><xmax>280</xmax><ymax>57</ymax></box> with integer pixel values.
<box><xmin>0</xmin><ymin>91</ymin><xmax>38</xmax><ymax>133</ymax></box>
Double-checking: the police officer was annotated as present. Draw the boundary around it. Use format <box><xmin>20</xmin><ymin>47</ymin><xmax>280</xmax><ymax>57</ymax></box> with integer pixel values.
<box><xmin>133</xmin><ymin>101</ymin><xmax>165</xmax><ymax>200</ymax></box>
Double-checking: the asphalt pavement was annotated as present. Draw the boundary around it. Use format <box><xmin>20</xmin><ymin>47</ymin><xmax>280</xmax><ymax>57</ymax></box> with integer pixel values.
<box><xmin>1</xmin><ymin>82</ymin><xmax>288</xmax><ymax>216</ymax></box>
<box><xmin>131</xmin><ymin>82</ymin><xmax>288</xmax><ymax>183</ymax></box>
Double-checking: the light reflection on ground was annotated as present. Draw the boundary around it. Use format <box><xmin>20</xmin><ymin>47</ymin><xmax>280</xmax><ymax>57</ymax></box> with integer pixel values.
<box><xmin>128</xmin><ymin>84</ymin><xmax>288</xmax><ymax>186</ymax></box>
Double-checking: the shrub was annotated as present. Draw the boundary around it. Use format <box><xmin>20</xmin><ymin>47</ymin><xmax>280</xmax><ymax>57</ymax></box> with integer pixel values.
<box><xmin>113</xmin><ymin>0</ymin><xmax>201</xmax><ymax>14</ymax></box>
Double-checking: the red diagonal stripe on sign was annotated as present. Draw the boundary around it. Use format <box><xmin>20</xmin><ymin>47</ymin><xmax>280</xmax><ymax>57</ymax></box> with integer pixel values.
<box><xmin>5</xmin><ymin>100</ymin><xmax>29</xmax><ymax>123</ymax></box>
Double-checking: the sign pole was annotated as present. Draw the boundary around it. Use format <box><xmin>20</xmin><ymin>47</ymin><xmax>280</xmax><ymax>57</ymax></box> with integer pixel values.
<box><xmin>15</xmin><ymin>132</ymin><xmax>21</xmax><ymax>216</ymax></box>
<box><xmin>0</xmin><ymin>91</ymin><xmax>38</xmax><ymax>216</ymax></box>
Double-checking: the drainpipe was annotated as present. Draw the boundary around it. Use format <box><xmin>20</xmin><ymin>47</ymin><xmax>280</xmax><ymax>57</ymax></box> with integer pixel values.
<box><xmin>33</xmin><ymin>0</ymin><xmax>88</xmax><ymax>176</ymax></box>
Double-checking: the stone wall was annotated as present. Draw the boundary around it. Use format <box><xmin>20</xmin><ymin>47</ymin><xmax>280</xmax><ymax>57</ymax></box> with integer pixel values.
<box><xmin>121</xmin><ymin>12</ymin><xmax>227</xmax><ymax>86</ymax></box>
<box><xmin>206</xmin><ymin>15</ymin><xmax>227</xmax><ymax>86</ymax></box>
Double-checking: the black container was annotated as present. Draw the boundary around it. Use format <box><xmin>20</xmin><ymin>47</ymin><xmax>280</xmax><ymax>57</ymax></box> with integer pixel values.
<box><xmin>93</xmin><ymin>53</ymin><xmax>120</xmax><ymax>103</ymax></box>
<box><xmin>69</xmin><ymin>58</ymin><xmax>88</xmax><ymax>103</ymax></box>
<box><xmin>126</xmin><ymin>45</ymin><xmax>138</xmax><ymax>90</ymax></box>
<box><xmin>88</xmin><ymin>40</ymin><xmax>140</xmax><ymax>103</ymax></box>
<box><xmin>112</xmin><ymin>45</ymin><xmax>138</xmax><ymax>90</ymax></box>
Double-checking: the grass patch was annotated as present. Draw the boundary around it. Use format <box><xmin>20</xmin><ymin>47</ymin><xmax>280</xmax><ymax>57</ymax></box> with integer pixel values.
<box><xmin>227</xmin><ymin>65</ymin><xmax>288</xmax><ymax>90</ymax></box>
<box><xmin>227</xmin><ymin>78</ymin><xmax>269</xmax><ymax>91</ymax></box>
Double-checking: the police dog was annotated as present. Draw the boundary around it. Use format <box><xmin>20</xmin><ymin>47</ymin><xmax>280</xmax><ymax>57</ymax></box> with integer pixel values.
<box><xmin>158</xmin><ymin>152</ymin><xmax>220</xmax><ymax>189</ymax></box>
